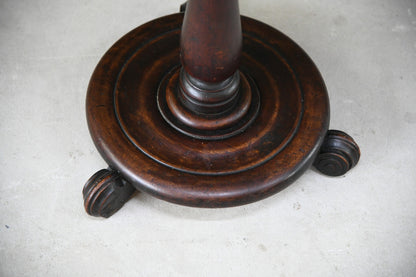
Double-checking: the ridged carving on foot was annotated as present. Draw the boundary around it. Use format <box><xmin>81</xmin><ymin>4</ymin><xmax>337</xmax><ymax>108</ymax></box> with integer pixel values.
<box><xmin>83</xmin><ymin>169</ymin><xmax>136</xmax><ymax>218</ymax></box>
<box><xmin>314</xmin><ymin>130</ymin><xmax>360</xmax><ymax>177</ymax></box>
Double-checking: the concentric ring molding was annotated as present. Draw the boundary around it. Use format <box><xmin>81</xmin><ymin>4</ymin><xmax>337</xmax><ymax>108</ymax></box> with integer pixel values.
<box><xmin>86</xmin><ymin>14</ymin><xmax>329</xmax><ymax>207</ymax></box>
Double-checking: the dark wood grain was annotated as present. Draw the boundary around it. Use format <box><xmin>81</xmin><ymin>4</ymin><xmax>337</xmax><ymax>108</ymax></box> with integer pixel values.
<box><xmin>83</xmin><ymin>169</ymin><xmax>136</xmax><ymax>218</ymax></box>
<box><xmin>180</xmin><ymin>0</ymin><xmax>242</xmax><ymax>83</ymax></box>
<box><xmin>314</xmin><ymin>130</ymin><xmax>360</xmax><ymax>176</ymax></box>
<box><xmin>83</xmin><ymin>0</ymin><xmax>361</xmax><ymax>217</ymax></box>
<box><xmin>86</xmin><ymin>13</ymin><xmax>330</xmax><ymax>208</ymax></box>
<box><xmin>163</xmin><ymin>0</ymin><xmax>250</xmax><ymax>139</ymax></box>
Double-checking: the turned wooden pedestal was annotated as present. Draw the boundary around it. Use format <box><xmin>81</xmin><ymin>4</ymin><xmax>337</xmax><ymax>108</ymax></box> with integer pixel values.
<box><xmin>83</xmin><ymin>1</ymin><xmax>360</xmax><ymax>218</ymax></box>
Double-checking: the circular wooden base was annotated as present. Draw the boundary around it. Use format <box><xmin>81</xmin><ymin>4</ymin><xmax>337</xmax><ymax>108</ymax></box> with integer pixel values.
<box><xmin>86</xmin><ymin>13</ymin><xmax>330</xmax><ymax>207</ymax></box>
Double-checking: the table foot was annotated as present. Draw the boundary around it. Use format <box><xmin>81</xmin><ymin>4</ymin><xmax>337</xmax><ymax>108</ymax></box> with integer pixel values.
<box><xmin>83</xmin><ymin>169</ymin><xmax>136</xmax><ymax>218</ymax></box>
<box><xmin>314</xmin><ymin>130</ymin><xmax>360</xmax><ymax>177</ymax></box>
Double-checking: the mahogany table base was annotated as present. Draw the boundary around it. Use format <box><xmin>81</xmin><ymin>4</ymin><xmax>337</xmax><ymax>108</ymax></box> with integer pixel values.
<box><xmin>83</xmin><ymin>8</ymin><xmax>360</xmax><ymax>218</ymax></box>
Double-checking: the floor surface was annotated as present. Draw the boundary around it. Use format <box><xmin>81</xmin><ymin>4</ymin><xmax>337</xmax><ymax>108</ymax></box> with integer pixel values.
<box><xmin>1</xmin><ymin>0</ymin><xmax>415</xmax><ymax>276</ymax></box>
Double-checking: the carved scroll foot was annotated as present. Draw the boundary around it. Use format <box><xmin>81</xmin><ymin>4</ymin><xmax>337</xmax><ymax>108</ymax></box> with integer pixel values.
<box><xmin>314</xmin><ymin>130</ymin><xmax>360</xmax><ymax>177</ymax></box>
<box><xmin>83</xmin><ymin>169</ymin><xmax>136</xmax><ymax>218</ymax></box>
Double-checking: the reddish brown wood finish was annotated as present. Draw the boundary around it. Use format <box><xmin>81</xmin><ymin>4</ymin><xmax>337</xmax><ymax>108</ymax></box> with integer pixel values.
<box><xmin>83</xmin><ymin>1</ymin><xmax>360</xmax><ymax>217</ymax></box>
<box><xmin>86</xmin><ymin>13</ymin><xmax>330</xmax><ymax>208</ymax></box>
<box><xmin>83</xmin><ymin>169</ymin><xmax>135</xmax><ymax>218</ymax></box>
<box><xmin>314</xmin><ymin>130</ymin><xmax>360</xmax><ymax>176</ymax></box>
<box><xmin>158</xmin><ymin>67</ymin><xmax>260</xmax><ymax>140</ymax></box>
<box><xmin>180</xmin><ymin>0</ymin><xmax>242</xmax><ymax>83</ymax></box>
<box><xmin>162</xmin><ymin>0</ymin><xmax>250</xmax><ymax>139</ymax></box>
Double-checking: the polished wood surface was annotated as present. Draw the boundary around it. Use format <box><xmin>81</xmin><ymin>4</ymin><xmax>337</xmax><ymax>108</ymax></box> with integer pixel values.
<box><xmin>83</xmin><ymin>169</ymin><xmax>135</xmax><ymax>218</ymax></box>
<box><xmin>314</xmin><ymin>130</ymin><xmax>360</xmax><ymax>176</ymax></box>
<box><xmin>180</xmin><ymin>0</ymin><xmax>241</xmax><ymax>83</ymax></box>
<box><xmin>169</xmin><ymin>0</ymin><xmax>250</xmax><ymax>139</ymax></box>
<box><xmin>86</xmin><ymin>13</ymin><xmax>329</xmax><ymax>208</ymax></box>
<box><xmin>83</xmin><ymin>1</ymin><xmax>359</xmax><ymax>217</ymax></box>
